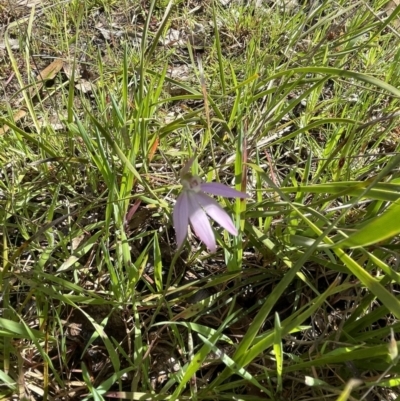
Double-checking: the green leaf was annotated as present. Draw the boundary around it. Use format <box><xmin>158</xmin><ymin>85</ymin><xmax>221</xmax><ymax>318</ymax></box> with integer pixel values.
<box><xmin>332</xmin><ymin>200</ymin><xmax>400</xmax><ymax>248</ymax></box>
<box><xmin>273</xmin><ymin>312</ymin><xmax>283</xmax><ymax>393</ymax></box>
<box><xmin>0</xmin><ymin>370</ymin><xmax>16</xmax><ymax>389</ymax></box>
<box><xmin>268</xmin><ymin>181</ymin><xmax>400</xmax><ymax>202</ymax></box>
<box><xmin>0</xmin><ymin>318</ymin><xmax>46</xmax><ymax>339</ymax></box>
<box><xmin>198</xmin><ymin>333</ymin><xmax>273</xmax><ymax>398</ymax></box>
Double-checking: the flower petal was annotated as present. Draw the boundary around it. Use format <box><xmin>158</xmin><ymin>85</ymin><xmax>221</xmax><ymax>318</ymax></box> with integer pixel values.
<box><xmin>188</xmin><ymin>193</ymin><xmax>216</xmax><ymax>252</ymax></box>
<box><xmin>200</xmin><ymin>182</ymin><xmax>249</xmax><ymax>198</ymax></box>
<box><xmin>195</xmin><ymin>192</ymin><xmax>238</xmax><ymax>236</ymax></box>
<box><xmin>173</xmin><ymin>192</ymin><xmax>189</xmax><ymax>248</ymax></box>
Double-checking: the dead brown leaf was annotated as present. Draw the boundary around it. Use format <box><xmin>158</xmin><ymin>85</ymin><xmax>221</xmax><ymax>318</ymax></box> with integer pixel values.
<box><xmin>384</xmin><ymin>0</ymin><xmax>400</xmax><ymax>28</ymax></box>
<box><xmin>28</xmin><ymin>58</ymin><xmax>64</xmax><ymax>99</ymax></box>
<box><xmin>75</xmin><ymin>79</ymin><xmax>95</xmax><ymax>93</ymax></box>
<box><xmin>0</xmin><ymin>59</ymin><xmax>63</xmax><ymax>135</ymax></box>
<box><xmin>62</xmin><ymin>62</ymin><xmax>81</xmax><ymax>80</ymax></box>
<box><xmin>0</xmin><ymin>109</ymin><xmax>26</xmax><ymax>135</ymax></box>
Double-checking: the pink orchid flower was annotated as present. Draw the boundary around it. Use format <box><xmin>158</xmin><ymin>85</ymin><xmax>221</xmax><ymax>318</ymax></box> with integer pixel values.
<box><xmin>173</xmin><ymin>157</ymin><xmax>249</xmax><ymax>252</ymax></box>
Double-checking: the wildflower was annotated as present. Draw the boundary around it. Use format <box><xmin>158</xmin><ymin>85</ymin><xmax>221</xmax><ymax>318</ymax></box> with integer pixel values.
<box><xmin>173</xmin><ymin>157</ymin><xmax>249</xmax><ymax>252</ymax></box>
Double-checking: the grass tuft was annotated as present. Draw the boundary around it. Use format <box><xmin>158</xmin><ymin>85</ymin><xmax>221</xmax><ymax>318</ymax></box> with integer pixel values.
<box><xmin>1</xmin><ymin>0</ymin><xmax>400</xmax><ymax>399</ymax></box>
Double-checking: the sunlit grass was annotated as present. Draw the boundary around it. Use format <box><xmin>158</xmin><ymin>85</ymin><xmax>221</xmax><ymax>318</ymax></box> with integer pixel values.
<box><xmin>1</xmin><ymin>0</ymin><xmax>400</xmax><ymax>400</ymax></box>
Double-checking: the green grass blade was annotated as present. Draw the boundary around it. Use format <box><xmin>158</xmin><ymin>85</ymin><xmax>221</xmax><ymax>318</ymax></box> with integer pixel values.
<box><xmin>332</xmin><ymin>200</ymin><xmax>400</xmax><ymax>248</ymax></box>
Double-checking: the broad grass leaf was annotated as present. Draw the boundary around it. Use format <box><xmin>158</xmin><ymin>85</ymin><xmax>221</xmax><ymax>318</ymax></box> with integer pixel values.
<box><xmin>332</xmin><ymin>200</ymin><xmax>400</xmax><ymax>249</ymax></box>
